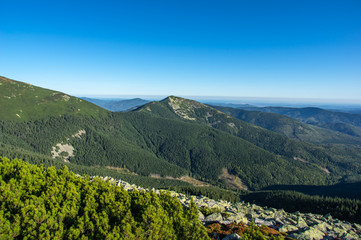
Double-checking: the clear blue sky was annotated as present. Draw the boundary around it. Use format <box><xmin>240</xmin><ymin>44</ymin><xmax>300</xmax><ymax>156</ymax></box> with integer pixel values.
<box><xmin>1</xmin><ymin>0</ymin><xmax>360</xmax><ymax>102</ymax></box>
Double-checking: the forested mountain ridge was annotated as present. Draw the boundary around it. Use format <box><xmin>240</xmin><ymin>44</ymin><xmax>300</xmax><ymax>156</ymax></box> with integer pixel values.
<box><xmin>0</xmin><ymin>109</ymin><xmax>333</xmax><ymax>190</ymax></box>
<box><xmin>1</xmin><ymin>78</ymin><xmax>361</xmax><ymax>191</ymax></box>
<box><xmin>135</xmin><ymin>96</ymin><xmax>361</xmax><ymax>179</ymax></box>
<box><xmin>234</xmin><ymin>105</ymin><xmax>361</xmax><ymax>139</ymax></box>
<box><xmin>0</xmin><ymin>76</ymin><xmax>107</xmax><ymax>121</ymax></box>
<box><xmin>211</xmin><ymin>105</ymin><xmax>361</xmax><ymax>146</ymax></box>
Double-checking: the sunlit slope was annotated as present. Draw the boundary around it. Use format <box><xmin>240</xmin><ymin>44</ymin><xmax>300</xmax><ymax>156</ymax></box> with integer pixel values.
<box><xmin>0</xmin><ymin>78</ymin><xmax>332</xmax><ymax>190</ymax></box>
<box><xmin>0</xmin><ymin>108</ymin><xmax>332</xmax><ymax>190</ymax></box>
<box><xmin>0</xmin><ymin>76</ymin><xmax>107</xmax><ymax>121</ymax></box>
<box><xmin>0</xmin><ymin>77</ymin><xmax>359</xmax><ymax>191</ymax></box>
<box><xmin>121</xmin><ymin>111</ymin><xmax>332</xmax><ymax>189</ymax></box>
<box><xmin>136</xmin><ymin>96</ymin><xmax>361</xmax><ymax>179</ymax></box>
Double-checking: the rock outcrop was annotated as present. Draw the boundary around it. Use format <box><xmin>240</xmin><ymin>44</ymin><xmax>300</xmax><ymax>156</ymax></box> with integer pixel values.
<box><xmin>93</xmin><ymin>176</ymin><xmax>361</xmax><ymax>240</ymax></box>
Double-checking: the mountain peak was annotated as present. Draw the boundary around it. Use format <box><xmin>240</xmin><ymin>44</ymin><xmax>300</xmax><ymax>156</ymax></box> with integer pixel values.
<box><xmin>160</xmin><ymin>96</ymin><xmax>208</xmax><ymax>121</ymax></box>
<box><xmin>161</xmin><ymin>95</ymin><xmax>184</xmax><ymax>101</ymax></box>
<box><xmin>162</xmin><ymin>95</ymin><xmax>205</xmax><ymax>107</ymax></box>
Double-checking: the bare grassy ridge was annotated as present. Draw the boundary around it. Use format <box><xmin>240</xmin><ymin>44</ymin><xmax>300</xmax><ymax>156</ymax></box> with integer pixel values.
<box><xmin>0</xmin><ymin>76</ymin><xmax>107</xmax><ymax>121</ymax></box>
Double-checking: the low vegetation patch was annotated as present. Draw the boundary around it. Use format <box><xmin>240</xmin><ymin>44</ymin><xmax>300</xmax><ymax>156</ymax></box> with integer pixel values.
<box><xmin>206</xmin><ymin>222</ymin><xmax>285</xmax><ymax>240</ymax></box>
<box><xmin>0</xmin><ymin>157</ymin><xmax>209</xmax><ymax>239</ymax></box>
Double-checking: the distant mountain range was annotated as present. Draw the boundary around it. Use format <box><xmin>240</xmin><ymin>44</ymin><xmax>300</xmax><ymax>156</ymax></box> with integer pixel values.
<box><xmin>81</xmin><ymin>97</ymin><xmax>149</xmax><ymax>112</ymax></box>
<box><xmin>220</xmin><ymin>105</ymin><xmax>361</xmax><ymax>140</ymax></box>
<box><xmin>206</xmin><ymin>101</ymin><xmax>361</xmax><ymax>114</ymax></box>
<box><xmin>1</xmin><ymin>75</ymin><xmax>361</xmax><ymax>193</ymax></box>
<box><xmin>211</xmin><ymin>105</ymin><xmax>361</xmax><ymax>146</ymax></box>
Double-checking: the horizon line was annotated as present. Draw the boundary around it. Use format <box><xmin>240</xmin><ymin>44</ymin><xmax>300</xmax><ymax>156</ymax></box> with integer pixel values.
<box><xmin>77</xmin><ymin>94</ymin><xmax>361</xmax><ymax>105</ymax></box>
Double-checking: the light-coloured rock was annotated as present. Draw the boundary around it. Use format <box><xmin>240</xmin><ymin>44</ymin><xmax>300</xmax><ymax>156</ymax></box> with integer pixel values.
<box><xmin>274</xmin><ymin>218</ymin><xmax>285</xmax><ymax>225</ymax></box>
<box><xmin>279</xmin><ymin>224</ymin><xmax>299</xmax><ymax>233</ymax></box>
<box><xmin>225</xmin><ymin>213</ymin><xmax>248</xmax><ymax>224</ymax></box>
<box><xmin>332</xmin><ymin>222</ymin><xmax>352</xmax><ymax>236</ymax></box>
<box><xmin>289</xmin><ymin>227</ymin><xmax>325</xmax><ymax>240</ymax></box>
<box><xmin>284</xmin><ymin>217</ymin><xmax>297</xmax><ymax>225</ymax></box>
<box><xmin>342</xmin><ymin>230</ymin><xmax>361</xmax><ymax>240</ymax></box>
<box><xmin>204</xmin><ymin>212</ymin><xmax>223</xmax><ymax>222</ymax></box>
<box><xmin>198</xmin><ymin>211</ymin><xmax>205</xmax><ymax>221</ymax></box>
<box><xmin>255</xmin><ymin>218</ymin><xmax>275</xmax><ymax>227</ymax></box>
<box><xmin>231</xmin><ymin>202</ymin><xmax>245</xmax><ymax>213</ymax></box>
<box><xmin>220</xmin><ymin>220</ymin><xmax>234</xmax><ymax>225</ymax></box>
<box><xmin>90</xmin><ymin>174</ymin><xmax>360</xmax><ymax>240</ymax></box>
<box><xmin>313</xmin><ymin>222</ymin><xmax>330</xmax><ymax>233</ymax></box>
<box><xmin>296</xmin><ymin>216</ymin><xmax>308</xmax><ymax>228</ymax></box>
<box><xmin>305</xmin><ymin>217</ymin><xmax>322</xmax><ymax>226</ymax></box>
<box><xmin>274</xmin><ymin>209</ymin><xmax>287</xmax><ymax>219</ymax></box>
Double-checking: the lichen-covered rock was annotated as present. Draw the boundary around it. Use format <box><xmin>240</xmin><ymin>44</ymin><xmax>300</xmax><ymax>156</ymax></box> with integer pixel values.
<box><xmin>255</xmin><ymin>218</ymin><xmax>275</xmax><ymax>227</ymax></box>
<box><xmin>340</xmin><ymin>230</ymin><xmax>360</xmax><ymax>240</ymax></box>
<box><xmin>331</xmin><ymin>221</ymin><xmax>352</xmax><ymax>237</ymax></box>
<box><xmin>225</xmin><ymin>213</ymin><xmax>248</xmax><ymax>224</ymax></box>
<box><xmin>274</xmin><ymin>209</ymin><xmax>287</xmax><ymax>219</ymax></box>
<box><xmin>313</xmin><ymin>222</ymin><xmax>329</xmax><ymax>233</ymax></box>
<box><xmin>305</xmin><ymin>217</ymin><xmax>322</xmax><ymax>226</ymax></box>
<box><xmin>98</xmin><ymin>175</ymin><xmax>360</xmax><ymax>240</ymax></box>
<box><xmin>204</xmin><ymin>212</ymin><xmax>223</xmax><ymax>222</ymax></box>
<box><xmin>288</xmin><ymin>227</ymin><xmax>325</xmax><ymax>240</ymax></box>
<box><xmin>231</xmin><ymin>202</ymin><xmax>245</xmax><ymax>213</ymax></box>
<box><xmin>279</xmin><ymin>224</ymin><xmax>299</xmax><ymax>233</ymax></box>
<box><xmin>284</xmin><ymin>217</ymin><xmax>297</xmax><ymax>225</ymax></box>
<box><xmin>296</xmin><ymin>216</ymin><xmax>308</xmax><ymax>228</ymax></box>
<box><xmin>198</xmin><ymin>210</ymin><xmax>205</xmax><ymax>221</ymax></box>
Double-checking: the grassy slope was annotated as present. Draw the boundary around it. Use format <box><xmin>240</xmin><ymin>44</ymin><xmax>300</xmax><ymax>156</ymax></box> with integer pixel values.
<box><xmin>0</xmin><ymin>76</ymin><xmax>107</xmax><ymax>121</ymax></box>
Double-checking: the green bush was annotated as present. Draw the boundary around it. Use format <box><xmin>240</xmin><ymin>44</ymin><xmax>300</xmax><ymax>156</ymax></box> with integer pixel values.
<box><xmin>0</xmin><ymin>157</ymin><xmax>210</xmax><ymax>239</ymax></box>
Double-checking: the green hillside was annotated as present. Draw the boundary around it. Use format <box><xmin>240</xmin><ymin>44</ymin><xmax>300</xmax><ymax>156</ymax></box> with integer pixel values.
<box><xmin>211</xmin><ymin>105</ymin><xmax>361</xmax><ymax>145</ymax></box>
<box><xmin>0</xmin><ymin>110</ymin><xmax>334</xmax><ymax>190</ymax></box>
<box><xmin>135</xmin><ymin>96</ymin><xmax>361</xmax><ymax>179</ymax></box>
<box><xmin>1</xmin><ymin>78</ymin><xmax>361</xmax><ymax>192</ymax></box>
<box><xmin>121</xmin><ymin>112</ymin><xmax>333</xmax><ymax>189</ymax></box>
<box><xmin>0</xmin><ymin>76</ymin><xmax>107</xmax><ymax>121</ymax></box>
